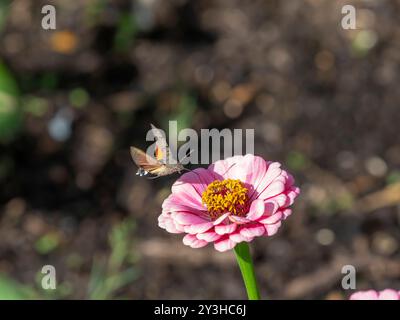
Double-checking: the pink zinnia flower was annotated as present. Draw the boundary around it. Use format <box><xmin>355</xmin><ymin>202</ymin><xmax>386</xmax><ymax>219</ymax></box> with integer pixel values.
<box><xmin>350</xmin><ymin>289</ymin><xmax>400</xmax><ymax>300</ymax></box>
<box><xmin>158</xmin><ymin>154</ymin><xmax>300</xmax><ymax>252</ymax></box>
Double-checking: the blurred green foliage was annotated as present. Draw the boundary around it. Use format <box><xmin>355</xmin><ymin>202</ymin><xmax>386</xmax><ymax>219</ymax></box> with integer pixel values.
<box><xmin>85</xmin><ymin>0</ymin><xmax>108</xmax><ymax>26</ymax></box>
<box><xmin>326</xmin><ymin>192</ymin><xmax>354</xmax><ymax>213</ymax></box>
<box><xmin>23</xmin><ymin>95</ymin><xmax>49</xmax><ymax>117</ymax></box>
<box><xmin>39</xmin><ymin>72</ymin><xmax>59</xmax><ymax>92</ymax></box>
<box><xmin>159</xmin><ymin>91</ymin><xmax>197</xmax><ymax>133</ymax></box>
<box><xmin>351</xmin><ymin>30</ymin><xmax>378</xmax><ymax>57</ymax></box>
<box><xmin>88</xmin><ymin>218</ymin><xmax>138</xmax><ymax>299</ymax></box>
<box><xmin>69</xmin><ymin>88</ymin><xmax>89</xmax><ymax>108</ymax></box>
<box><xmin>35</xmin><ymin>232</ymin><xmax>61</xmax><ymax>255</ymax></box>
<box><xmin>0</xmin><ymin>155</ymin><xmax>13</xmax><ymax>181</ymax></box>
<box><xmin>0</xmin><ymin>61</ymin><xmax>21</xmax><ymax>143</ymax></box>
<box><xmin>286</xmin><ymin>151</ymin><xmax>309</xmax><ymax>172</ymax></box>
<box><xmin>175</xmin><ymin>93</ymin><xmax>197</xmax><ymax>131</ymax></box>
<box><xmin>0</xmin><ymin>271</ymin><xmax>73</xmax><ymax>300</ymax></box>
<box><xmin>0</xmin><ymin>0</ymin><xmax>10</xmax><ymax>32</ymax></box>
<box><xmin>0</xmin><ymin>275</ymin><xmax>38</xmax><ymax>299</ymax></box>
<box><xmin>387</xmin><ymin>170</ymin><xmax>400</xmax><ymax>185</ymax></box>
<box><xmin>114</xmin><ymin>13</ymin><xmax>137</xmax><ymax>52</ymax></box>
<box><xmin>0</xmin><ymin>218</ymin><xmax>138</xmax><ymax>299</ymax></box>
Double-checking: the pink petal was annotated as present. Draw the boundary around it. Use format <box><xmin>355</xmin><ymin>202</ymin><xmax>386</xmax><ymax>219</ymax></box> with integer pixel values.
<box><xmin>240</xmin><ymin>224</ymin><xmax>266</xmax><ymax>237</ymax></box>
<box><xmin>222</xmin><ymin>154</ymin><xmax>267</xmax><ymax>186</ymax></box>
<box><xmin>285</xmin><ymin>173</ymin><xmax>295</xmax><ymax>187</ymax></box>
<box><xmin>229</xmin><ymin>231</ymin><xmax>254</xmax><ymax>243</ymax></box>
<box><xmin>214</xmin><ymin>237</ymin><xmax>236</xmax><ymax>252</ymax></box>
<box><xmin>246</xmin><ymin>199</ymin><xmax>265</xmax><ymax>220</ymax></box>
<box><xmin>170</xmin><ymin>190</ymin><xmax>204</xmax><ymax>210</ymax></box>
<box><xmin>264</xmin><ymin>221</ymin><xmax>282</xmax><ymax>236</ymax></box>
<box><xmin>213</xmin><ymin>212</ymin><xmax>231</xmax><ymax>225</ymax></box>
<box><xmin>208</xmin><ymin>155</ymin><xmax>282</xmax><ymax>206</ymax></box>
<box><xmin>378</xmin><ymin>289</ymin><xmax>400</xmax><ymax>300</ymax></box>
<box><xmin>270</xmin><ymin>193</ymin><xmax>287</xmax><ymax>206</ymax></box>
<box><xmin>174</xmin><ymin>222</ymin><xmax>186</xmax><ymax>232</ymax></box>
<box><xmin>246</xmin><ymin>158</ymin><xmax>269</xmax><ymax>200</ymax></box>
<box><xmin>158</xmin><ymin>215</ymin><xmax>167</xmax><ymax>228</ymax></box>
<box><xmin>258</xmin><ymin>211</ymin><xmax>283</xmax><ymax>224</ymax></box>
<box><xmin>254</xmin><ymin>162</ymin><xmax>282</xmax><ymax>196</ymax></box>
<box><xmin>163</xmin><ymin>217</ymin><xmax>183</xmax><ymax>234</ymax></box>
<box><xmin>183</xmin><ymin>222</ymin><xmax>213</xmax><ymax>234</ymax></box>
<box><xmin>162</xmin><ymin>194</ymin><xmax>207</xmax><ymax>215</ymax></box>
<box><xmin>350</xmin><ymin>290</ymin><xmax>379</xmax><ymax>300</ymax></box>
<box><xmin>171</xmin><ymin>212</ymin><xmax>208</xmax><ymax>225</ymax></box>
<box><xmin>282</xmin><ymin>208</ymin><xmax>292</xmax><ymax>219</ymax></box>
<box><xmin>196</xmin><ymin>231</ymin><xmax>221</xmax><ymax>242</ymax></box>
<box><xmin>182</xmin><ymin>234</ymin><xmax>208</xmax><ymax>248</ymax></box>
<box><xmin>228</xmin><ymin>215</ymin><xmax>250</xmax><ymax>224</ymax></box>
<box><xmin>257</xmin><ymin>178</ymin><xmax>286</xmax><ymax>200</ymax></box>
<box><xmin>215</xmin><ymin>223</ymin><xmax>237</xmax><ymax>235</ymax></box>
<box><xmin>207</xmin><ymin>157</ymin><xmax>240</xmax><ymax>179</ymax></box>
<box><xmin>172</xmin><ymin>168</ymin><xmax>217</xmax><ymax>199</ymax></box>
<box><xmin>284</xmin><ymin>187</ymin><xmax>300</xmax><ymax>207</ymax></box>
<box><xmin>247</xmin><ymin>200</ymin><xmax>277</xmax><ymax>220</ymax></box>
<box><xmin>264</xmin><ymin>201</ymin><xmax>279</xmax><ymax>215</ymax></box>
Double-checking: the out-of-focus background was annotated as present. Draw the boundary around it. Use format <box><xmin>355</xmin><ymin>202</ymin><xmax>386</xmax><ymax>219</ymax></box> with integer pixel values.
<box><xmin>0</xmin><ymin>0</ymin><xmax>399</xmax><ymax>299</ymax></box>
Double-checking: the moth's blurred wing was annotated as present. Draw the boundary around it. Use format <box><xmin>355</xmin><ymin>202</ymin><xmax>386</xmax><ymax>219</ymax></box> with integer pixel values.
<box><xmin>147</xmin><ymin>166</ymin><xmax>169</xmax><ymax>176</ymax></box>
<box><xmin>130</xmin><ymin>147</ymin><xmax>162</xmax><ymax>171</ymax></box>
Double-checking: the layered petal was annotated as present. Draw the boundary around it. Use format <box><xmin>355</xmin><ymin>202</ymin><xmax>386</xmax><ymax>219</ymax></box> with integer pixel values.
<box><xmin>215</xmin><ymin>223</ymin><xmax>237</xmax><ymax>235</ymax></box>
<box><xmin>183</xmin><ymin>234</ymin><xmax>208</xmax><ymax>248</ymax></box>
<box><xmin>214</xmin><ymin>236</ymin><xmax>236</xmax><ymax>252</ymax></box>
<box><xmin>350</xmin><ymin>289</ymin><xmax>400</xmax><ymax>300</ymax></box>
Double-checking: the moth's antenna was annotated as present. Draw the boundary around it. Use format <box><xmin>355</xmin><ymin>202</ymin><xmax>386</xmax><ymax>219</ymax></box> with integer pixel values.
<box><xmin>177</xmin><ymin>149</ymin><xmax>195</xmax><ymax>173</ymax></box>
<box><xmin>179</xmin><ymin>149</ymin><xmax>194</xmax><ymax>163</ymax></box>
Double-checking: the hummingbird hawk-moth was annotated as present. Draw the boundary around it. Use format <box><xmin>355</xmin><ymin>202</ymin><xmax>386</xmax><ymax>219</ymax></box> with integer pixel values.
<box><xmin>130</xmin><ymin>124</ymin><xmax>186</xmax><ymax>178</ymax></box>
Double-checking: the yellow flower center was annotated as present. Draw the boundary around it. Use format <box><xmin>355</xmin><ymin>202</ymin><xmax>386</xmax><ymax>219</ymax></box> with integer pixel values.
<box><xmin>201</xmin><ymin>179</ymin><xmax>249</xmax><ymax>220</ymax></box>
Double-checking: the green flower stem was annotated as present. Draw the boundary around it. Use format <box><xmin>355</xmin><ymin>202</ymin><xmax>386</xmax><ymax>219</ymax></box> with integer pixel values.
<box><xmin>233</xmin><ymin>242</ymin><xmax>261</xmax><ymax>300</ymax></box>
